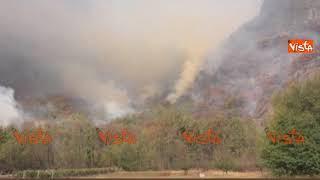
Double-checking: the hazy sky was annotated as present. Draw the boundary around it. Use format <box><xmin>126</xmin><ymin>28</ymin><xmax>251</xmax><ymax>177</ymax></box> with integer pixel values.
<box><xmin>0</xmin><ymin>0</ymin><xmax>261</xmax><ymax>119</ymax></box>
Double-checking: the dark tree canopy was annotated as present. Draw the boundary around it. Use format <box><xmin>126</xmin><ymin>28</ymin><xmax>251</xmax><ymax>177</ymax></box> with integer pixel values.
<box><xmin>262</xmin><ymin>74</ymin><xmax>320</xmax><ymax>176</ymax></box>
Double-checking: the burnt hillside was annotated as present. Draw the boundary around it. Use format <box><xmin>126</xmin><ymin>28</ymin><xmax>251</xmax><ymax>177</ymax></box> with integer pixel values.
<box><xmin>190</xmin><ymin>0</ymin><xmax>320</xmax><ymax>121</ymax></box>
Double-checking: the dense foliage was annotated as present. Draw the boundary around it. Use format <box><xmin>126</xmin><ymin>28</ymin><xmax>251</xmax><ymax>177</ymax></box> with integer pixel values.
<box><xmin>261</xmin><ymin>74</ymin><xmax>320</xmax><ymax>176</ymax></box>
<box><xmin>3</xmin><ymin>74</ymin><xmax>320</xmax><ymax>177</ymax></box>
<box><xmin>0</xmin><ymin>100</ymin><xmax>258</xmax><ymax>174</ymax></box>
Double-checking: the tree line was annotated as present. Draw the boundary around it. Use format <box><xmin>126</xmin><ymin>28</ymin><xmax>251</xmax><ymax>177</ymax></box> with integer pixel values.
<box><xmin>1</xmin><ymin>73</ymin><xmax>320</xmax><ymax>177</ymax></box>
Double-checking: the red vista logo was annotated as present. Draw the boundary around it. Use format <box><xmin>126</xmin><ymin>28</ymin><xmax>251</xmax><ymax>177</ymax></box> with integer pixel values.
<box><xmin>182</xmin><ymin>128</ymin><xmax>221</xmax><ymax>145</ymax></box>
<box><xmin>96</xmin><ymin>128</ymin><xmax>136</xmax><ymax>145</ymax></box>
<box><xmin>288</xmin><ymin>40</ymin><xmax>314</xmax><ymax>53</ymax></box>
<box><xmin>13</xmin><ymin>128</ymin><xmax>53</xmax><ymax>145</ymax></box>
<box><xmin>266</xmin><ymin>128</ymin><xmax>305</xmax><ymax>145</ymax></box>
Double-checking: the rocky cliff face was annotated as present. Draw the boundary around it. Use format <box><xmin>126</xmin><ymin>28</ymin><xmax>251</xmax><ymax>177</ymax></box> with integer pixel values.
<box><xmin>259</xmin><ymin>0</ymin><xmax>320</xmax><ymax>26</ymax></box>
<box><xmin>190</xmin><ymin>0</ymin><xmax>320</xmax><ymax>122</ymax></box>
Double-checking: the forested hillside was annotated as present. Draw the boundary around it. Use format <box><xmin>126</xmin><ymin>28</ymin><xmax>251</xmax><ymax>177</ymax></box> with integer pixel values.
<box><xmin>0</xmin><ymin>0</ymin><xmax>320</xmax><ymax>178</ymax></box>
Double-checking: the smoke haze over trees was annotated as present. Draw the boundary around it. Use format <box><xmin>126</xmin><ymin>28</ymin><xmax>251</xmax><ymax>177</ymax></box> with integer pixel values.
<box><xmin>0</xmin><ymin>0</ymin><xmax>260</xmax><ymax>122</ymax></box>
<box><xmin>1</xmin><ymin>0</ymin><xmax>320</xmax><ymax>178</ymax></box>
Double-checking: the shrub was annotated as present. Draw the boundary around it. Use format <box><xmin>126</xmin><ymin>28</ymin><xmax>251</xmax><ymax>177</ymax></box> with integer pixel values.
<box><xmin>214</xmin><ymin>159</ymin><xmax>236</xmax><ymax>174</ymax></box>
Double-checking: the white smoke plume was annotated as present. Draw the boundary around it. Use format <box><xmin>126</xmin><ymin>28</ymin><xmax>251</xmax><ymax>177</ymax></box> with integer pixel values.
<box><xmin>167</xmin><ymin>50</ymin><xmax>204</xmax><ymax>103</ymax></box>
<box><xmin>0</xmin><ymin>85</ymin><xmax>23</xmax><ymax>127</ymax></box>
<box><xmin>0</xmin><ymin>1</ymin><xmax>261</xmax><ymax>120</ymax></box>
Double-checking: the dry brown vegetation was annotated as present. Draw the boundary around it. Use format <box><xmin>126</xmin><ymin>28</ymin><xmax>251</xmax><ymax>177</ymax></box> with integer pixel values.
<box><xmin>84</xmin><ymin>170</ymin><xmax>265</xmax><ymax>178</ymax></box>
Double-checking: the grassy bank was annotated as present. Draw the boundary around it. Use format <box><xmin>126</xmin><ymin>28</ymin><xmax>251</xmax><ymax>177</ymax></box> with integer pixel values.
<box><xmin>14</xmin><ymin>167</ymin><xmax>120</xmax><ymax>178</ymax></box>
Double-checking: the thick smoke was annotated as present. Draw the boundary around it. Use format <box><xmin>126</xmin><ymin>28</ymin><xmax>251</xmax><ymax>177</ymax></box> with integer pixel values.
<box><xmin>167</xmin><ymin>48</ymin><xmax>205</xmax><ymax>103</ymax></box>
<box><xmin>0</xmin><ymin>85</ymin><xmax>23</xmax><ymax>127</ymax></box>
<box><xmin>0</xmin><ymin>1</ymin><xmax>260</xmax><ymax>122</ymax></box>
<box><xmin>191</xmin><ymin>0</ymin><xmax>320</xmax><ymax>119</ymax></box>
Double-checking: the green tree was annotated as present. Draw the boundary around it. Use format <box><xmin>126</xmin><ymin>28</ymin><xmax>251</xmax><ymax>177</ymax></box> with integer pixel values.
<box><xmin>261</xmin><ymin>74</ymin><xmax>320</xmax><ymax>176</ymax></box>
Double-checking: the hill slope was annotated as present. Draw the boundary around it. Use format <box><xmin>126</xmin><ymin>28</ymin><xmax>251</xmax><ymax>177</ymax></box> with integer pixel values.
<box><xmin>189</xmin><ymin>0</ymin><xmax>320</xmax><ymax>121</ymax></box>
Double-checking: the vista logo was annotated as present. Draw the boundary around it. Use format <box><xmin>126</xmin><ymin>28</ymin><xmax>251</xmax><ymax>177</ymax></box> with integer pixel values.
<box><xmin>288</xmin><ymin>40</ymin><xmax>314</xmax><ymax>53</ymax></box>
